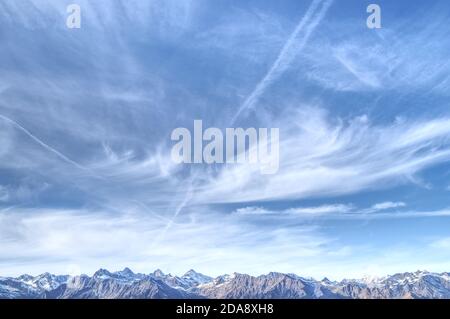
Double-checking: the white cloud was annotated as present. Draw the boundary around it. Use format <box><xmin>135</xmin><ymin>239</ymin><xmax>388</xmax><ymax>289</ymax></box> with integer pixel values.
<box><xmin>232</xmin><ymin>202</ymin><xmax>450</xmax><ymax>221</ymax></box>
<box><xmin>371</xmin><ymin>201</ymin><xmax>406</xmax><ymax>211</ymax></box>
<box><xmin>287</xmin><ymin>204</ymin><xmax>353</xmax><ymax>215</ymax></box>
<box><xmin>2</xmin><ymin>205</ymin><xmax>449</xmax><ymax>279</ymax></box>
<box><xmin>0</xmin><ymin>207</ymin><xmax>330</xmax><ymax>277</ymax></box>
<box><xmin>233</xmin><ymin>206</ymin><xmax>272</xmax><ymax>216</ymax></box>
<box><xmin>234</xmin><ymin>204</ymin><xmax>353</xmax><ymax>216</ymax></box>
<box><xmin>430</xmin><ymin>237</ymin><xmax>450</xmax><ymax>249</ymax></box>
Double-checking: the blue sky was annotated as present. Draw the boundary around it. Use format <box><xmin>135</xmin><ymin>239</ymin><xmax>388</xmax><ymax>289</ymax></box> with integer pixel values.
<box><xmin>1</xmin><ymin>0</ymin><xmax>450</xmax><ymax>279</ymax></box>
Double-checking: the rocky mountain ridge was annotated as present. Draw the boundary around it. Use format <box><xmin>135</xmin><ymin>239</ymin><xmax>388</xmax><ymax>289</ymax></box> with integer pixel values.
<box><xmin>1</xmin><ymin>268</ymin><xmax>449</xmax><ymax>299</ymax></box>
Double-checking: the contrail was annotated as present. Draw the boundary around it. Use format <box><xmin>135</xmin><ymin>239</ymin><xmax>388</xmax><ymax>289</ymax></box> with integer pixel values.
<box><xmin>161</xmin><ymin>186</ymin><xmax>193</xmax><ymax>233</ymax></box>
<box><xmin>231</xmin><ymin>0</ymin><xmax>334</xmax><ymax>124</ymax></box>
<box><xmin>151</xmin><ymin>182</ymin><xmax>194</xmax><ymax>247</ymax></box>
<box><xmin>0</xmin><ymin>114</ymin><xmax>89</xmax><ymax>172</ymax></box>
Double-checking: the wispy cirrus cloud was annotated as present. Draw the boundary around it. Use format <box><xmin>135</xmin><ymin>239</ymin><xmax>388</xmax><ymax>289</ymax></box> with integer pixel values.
<box><xmin>195</xmin><ymin>108</ymin><xmax>450</xmax><ymax>203</ymax></box>
<box><xmin>298</xmin><ymin>7</ymin><xmax>450</xmax><ymax>93</ymax></box>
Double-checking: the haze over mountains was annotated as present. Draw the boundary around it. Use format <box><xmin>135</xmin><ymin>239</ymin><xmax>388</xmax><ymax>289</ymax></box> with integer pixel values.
<box><xmin>1</xmin><ymin>268</ymin><xmax>449</xmax><ymax>299</ymax></box>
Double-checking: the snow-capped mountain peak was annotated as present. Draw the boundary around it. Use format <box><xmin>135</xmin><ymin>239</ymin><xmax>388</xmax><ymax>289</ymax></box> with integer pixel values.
<box><xmin>151</xmin><ymin>269</ymin><xmax>165</xmax><ymax>278</ymax></box>
<box><xmin>93</xmin><ymin>269</ymin><xmax>113</xmax><ymax>280</ymax></box>
<box><xmin>116</xmin><ymin>267</ymin><xmax>134</xmax><ymax>276</ymax></box>
<box><xmin>181</xmin><ymin>269</ymin><xmax>212</xmax><ymax>286</ymax></box>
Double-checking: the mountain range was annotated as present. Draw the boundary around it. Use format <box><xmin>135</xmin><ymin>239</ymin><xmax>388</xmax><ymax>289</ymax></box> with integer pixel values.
<box><xmin>1</xmin><ymin>268</ymin><xmax>449</xmax><ymax>299</ymax></box>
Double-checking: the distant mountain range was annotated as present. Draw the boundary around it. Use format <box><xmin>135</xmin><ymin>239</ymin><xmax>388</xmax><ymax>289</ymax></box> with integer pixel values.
<box><xmin>1</xmin><ymin>268</ymin><xmax>450</xmax><ymax>299</ymax></box>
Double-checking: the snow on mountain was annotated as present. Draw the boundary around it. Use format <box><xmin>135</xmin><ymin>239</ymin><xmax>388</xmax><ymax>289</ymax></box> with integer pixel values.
<box><xmin>92</xmin><ymin>268</ymin><xmax>146</xmax><ymax>283</ymax></box>
<box><xmin>148</xmin><ymin>269</ymin><xmax>213</xmax><ymax>290</ymax></box>
<box><xmin>46</xmin><ymin>272</ymin><xmax>197</xmax><ymax>299</ymax></box>
<box><xmin>181</xmin><ymin>269</ymin><xmax>213</xmax><ymax>287</ymax></box>
<box><xmin>1</xmin><ymin>269</ymin><xmax>450</xmax><ymax>299</ymax></box>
